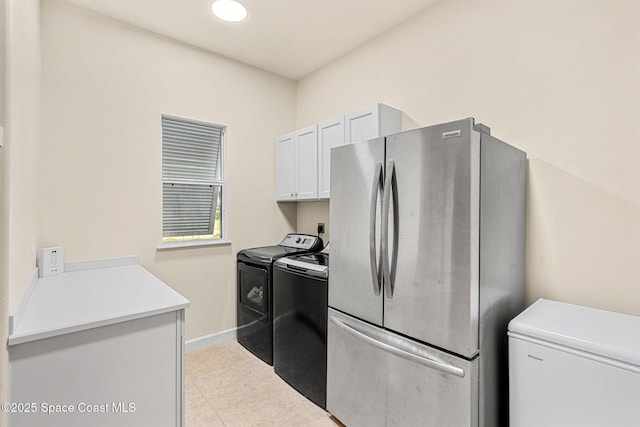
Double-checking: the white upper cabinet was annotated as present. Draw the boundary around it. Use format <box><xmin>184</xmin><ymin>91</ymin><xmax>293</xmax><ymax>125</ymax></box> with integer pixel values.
<box><xmin>276</xmin><ymin>125</ymin><xmax>318</xmax><ymax>202</ymax></box>
<box><xmin>318</xmin><ymin>116</ymin><xmax>345</xmax><ymax>199</ymax></box>
<box><xmin>345</xmin><ymin>103</ymin><xmax>402</xmax><ymax>145</ymax></box>
<box><xmin>276</xmin><ymin>103</ymin><xmax>402</xmax><ymax>202</ymax></box>
<box><xmin>276</xmin><ymin>132</ymin><xmax>296</xmax><ymax>201</ymax></box>
<box><xmin>295</xmin><ymin>125</ymin><xmax>319</xmax><ymax>200</ymax></box>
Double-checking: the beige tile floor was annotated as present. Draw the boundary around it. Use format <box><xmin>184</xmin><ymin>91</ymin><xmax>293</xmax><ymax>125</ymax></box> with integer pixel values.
<box><xmin>185</xmin><ymin>340</ymin><xmax>344</xmax><ymax>427</ymax></box>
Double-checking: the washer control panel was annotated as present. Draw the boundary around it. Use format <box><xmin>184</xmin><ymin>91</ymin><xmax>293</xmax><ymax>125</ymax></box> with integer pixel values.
<box><xmin>279</xmin><ymin>233</ymin><xmax>323</xmax><ymax>251</ymax></box>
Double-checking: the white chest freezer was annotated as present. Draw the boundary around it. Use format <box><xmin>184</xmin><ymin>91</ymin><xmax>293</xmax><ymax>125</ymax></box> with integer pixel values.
<box><xmin>508</xmin><ymin>298</ymin><xmax>640</xmax><ymax>427</ymax></box>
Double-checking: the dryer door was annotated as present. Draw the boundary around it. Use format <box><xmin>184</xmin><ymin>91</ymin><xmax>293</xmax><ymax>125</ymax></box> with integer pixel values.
<box><xmin>238</xmin><ymin>262</ymin><xmax>268</xmax><ymax>314</ymax></box>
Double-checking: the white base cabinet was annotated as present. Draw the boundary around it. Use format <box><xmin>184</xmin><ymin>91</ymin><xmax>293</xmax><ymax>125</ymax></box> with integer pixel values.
<box><xmin>7</xmin><ymin>260</ymin><xmax>190</xmax><ymax>427</ymax></box>
<box><xmin>9</xmin><ymin>311</ymin><xmax>185</xmax><ymax>427</ymax></box>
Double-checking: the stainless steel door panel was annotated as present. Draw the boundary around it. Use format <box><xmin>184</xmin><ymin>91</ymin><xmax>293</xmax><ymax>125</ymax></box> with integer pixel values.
<box><xmin>329</xmin><ymin>138</ymin><xmax>385</xmax><ymax>325</ymax></box>
<box><xmin>327</xmin><ymin>309</ymin><xmax>385</xmax><ymax>427</ymax></box>
<box><xmin>386</xmin><ymin>337</ymin><xmax>478</xmax><ymax>427</ymax></box>
<box><xmin>327</xmin><ymin>308</ymin><xmax>478</xmax><ymax>427</ymax></box>
<box><xmin>384</xmin><ymin>120</ymin><xmax>480</xmax><ymax>357</ymax></box>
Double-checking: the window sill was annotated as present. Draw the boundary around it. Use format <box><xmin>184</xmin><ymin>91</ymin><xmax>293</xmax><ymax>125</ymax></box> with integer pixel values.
<box><xmin>157</xmin><ymin>239</ymin><xmax>232</xmax><ymax>250</ymax></box>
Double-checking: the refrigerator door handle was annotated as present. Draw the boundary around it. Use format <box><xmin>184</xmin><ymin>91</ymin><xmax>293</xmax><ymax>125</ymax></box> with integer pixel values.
<box><xmin>369</xmin><ymin>161</ymin><xmax>384</xmax><ymax>296</ymax></box>
<box><xmin>382</xmin><ymin>159</ymin><xmax>396</xmax><ymax>298</ymax></box>
<box><xmin>329</xmin><ymin>315</ymin><xmax>465</xmax><ymax>378</ymax></box>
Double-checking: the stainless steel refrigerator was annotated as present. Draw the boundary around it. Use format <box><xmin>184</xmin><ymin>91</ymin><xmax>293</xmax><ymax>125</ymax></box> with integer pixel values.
<box><xmin>327</xmin><ymin>118</ymin><xmax>526</xmax><ymax>427</ymax></box>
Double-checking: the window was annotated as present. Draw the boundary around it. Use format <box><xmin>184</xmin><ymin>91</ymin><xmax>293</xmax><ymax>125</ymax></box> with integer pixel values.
<box><xmin>161</xmin><ymin>115</ymin><xmax>225</xmax><ymax>244</ymax></box>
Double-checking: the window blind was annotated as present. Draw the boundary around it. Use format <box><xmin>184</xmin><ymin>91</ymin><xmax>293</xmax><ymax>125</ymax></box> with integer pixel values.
<box><xmin>162</xmin><ymin>116</ymin><xmax>224</xmax><ymax>237</ymax></box>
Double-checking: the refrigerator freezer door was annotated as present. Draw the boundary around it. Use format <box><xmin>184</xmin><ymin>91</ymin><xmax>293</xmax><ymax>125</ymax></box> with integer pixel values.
<box><xmin>383</xmin><ymin>120</ymin><xmax>480</xmax><ymax>358</ymax></box>
<box><xmin>329</xmin><ymin>138</ymin><xmax>385</xmax><ymax>326</ymax></box>
<box><xmin>327</xmin><ymin>308</ymin><xmax>478</xmax><ymax>427</ymax></box>
<box><xmin>327</xmin><ymin>309</ymin><xmax>386</xmax><ymax>427</ymax></box>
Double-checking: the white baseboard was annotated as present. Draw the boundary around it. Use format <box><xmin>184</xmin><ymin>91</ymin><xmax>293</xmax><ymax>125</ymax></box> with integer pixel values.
<box><xmin>186</xmin><ymin>328</ymin><xmax>237</xmax><ymax>353</ymax></box>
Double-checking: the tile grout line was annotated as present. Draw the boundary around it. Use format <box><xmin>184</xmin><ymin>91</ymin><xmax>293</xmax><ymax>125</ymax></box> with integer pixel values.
<box><xmin>186</xmin><ymin>369</ymin><xmax>229</xmax><ymax>426</ymax></box>
<box><xmin>186</xmin><ymin>341</ymin><xmax>340</xmax><ymax>427</ymax></box>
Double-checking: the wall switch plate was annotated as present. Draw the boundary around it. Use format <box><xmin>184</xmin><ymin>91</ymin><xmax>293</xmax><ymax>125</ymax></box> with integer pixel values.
<box><xmin>39</xmin><ymin>246</ymin><xmax>64</xmax><ymax>278</ymax></box>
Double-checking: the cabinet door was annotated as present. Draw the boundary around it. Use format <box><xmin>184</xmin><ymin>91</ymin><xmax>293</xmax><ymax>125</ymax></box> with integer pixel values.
<box><xmin>9</xmin><ymin>312</ymin><xmax>182</xmax><ymax>427</ymax></box>
<box><xmin>345</xmin><ymin>103</ymin><xmax>402</xmax><ymax>145</ymax></box>
<box><xmin>295</xmin><ymin>125</ymin><xmax>318</xmax><ymax>200</ymax></box>
<box><xmin>345</xmin><ymin>105</ymin><xmax>379</xmax><ymax>145</ymax></box>
<box><xmin>318</xmin><ymin>116</ymin><xmax>345</xmax><ymax>199</ymax></box>
<box><xmin>276</xmin><ymin>133</ymin><xmax>295</xmax><ymax>201</ymax></box>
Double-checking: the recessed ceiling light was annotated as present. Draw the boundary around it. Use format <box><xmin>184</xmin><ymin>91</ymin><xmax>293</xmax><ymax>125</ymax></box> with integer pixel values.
<box><xmin>211</xmin><ymin>0</ymin><xmax>248</xmax><ymax>23</ymax></box>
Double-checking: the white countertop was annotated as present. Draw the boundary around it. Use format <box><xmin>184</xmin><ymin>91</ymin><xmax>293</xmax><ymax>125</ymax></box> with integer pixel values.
<box><xmin>8</xmin><ymin>261</ymin><xmax>190</xmax><ymax>346</ymax></box>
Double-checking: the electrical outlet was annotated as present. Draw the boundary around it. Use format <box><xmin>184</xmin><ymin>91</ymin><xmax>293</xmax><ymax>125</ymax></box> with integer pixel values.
<box><xmin>317</xmin><ymin>222</ymin><xmax>325</xmax><ymax>234</ymax></box>
<box><xmin>39</xmin><ymin>246</ymin><xmax>64</xmax><ymax>278</ymax></box>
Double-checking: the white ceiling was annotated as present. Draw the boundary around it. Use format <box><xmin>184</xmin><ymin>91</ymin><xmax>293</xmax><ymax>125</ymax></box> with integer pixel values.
<box><xmin>64</xmin><ymin>0</ymin><xmax>438</xmax><ymax>80</ymax></box>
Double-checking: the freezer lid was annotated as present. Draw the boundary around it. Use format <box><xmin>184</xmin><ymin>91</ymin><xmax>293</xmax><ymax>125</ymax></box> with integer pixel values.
<box><xmin>508</xmin><ymin>298</ymin><xmax>640</xmax><ymax>367</ymax></box>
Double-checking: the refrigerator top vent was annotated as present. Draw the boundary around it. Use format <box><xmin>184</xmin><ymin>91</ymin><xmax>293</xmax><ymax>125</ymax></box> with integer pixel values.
<box><xmin>508</xmin><ymin>298</ymin><xmax>640</xmax><ymax>367</ymax></box>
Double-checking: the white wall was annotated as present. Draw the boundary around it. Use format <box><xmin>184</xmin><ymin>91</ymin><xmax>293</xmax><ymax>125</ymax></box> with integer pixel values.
<box><xmin>1</xmin><ymin>0</ymin><xmax>41</xmax><ymax>421</ymax></box>
<box><xmin>296</xmin><ymin>201</ymin><xmax>329</xmax><ymax>238</ymax></box>
<box><xmin>0</xmin><ymin>0</ymin><xmax>7</xmax><ymax>422</ymax></box>
<box><xmin>297</xmin><ymin>0</ymin><xmax>640</xmax><ymax>315</ymax></box>
<box><xmin>5</xmin><ymin>0</ymin><xmax>40</xmax><ymax>310</ymax></box>
<box><xmin>39</xmin><ymin>0</ymin><xmax>297</xmax><ymax>340</ymax></box>
<box><xmin>21</xmin><ymin>0</ymin><xmax>640</xmax><ymax>347</ymax></box>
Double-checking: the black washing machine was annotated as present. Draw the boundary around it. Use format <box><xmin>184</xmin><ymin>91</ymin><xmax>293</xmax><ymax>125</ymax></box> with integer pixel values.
<box><xmin>236</xmin><ymin>234</ymin><xmax>323</xmax><ymax>365</ymax></box>
<box><xmin>273</xmin><ymin>245</ymin><xmax>329</xmax><ymax>408</ymax></box>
